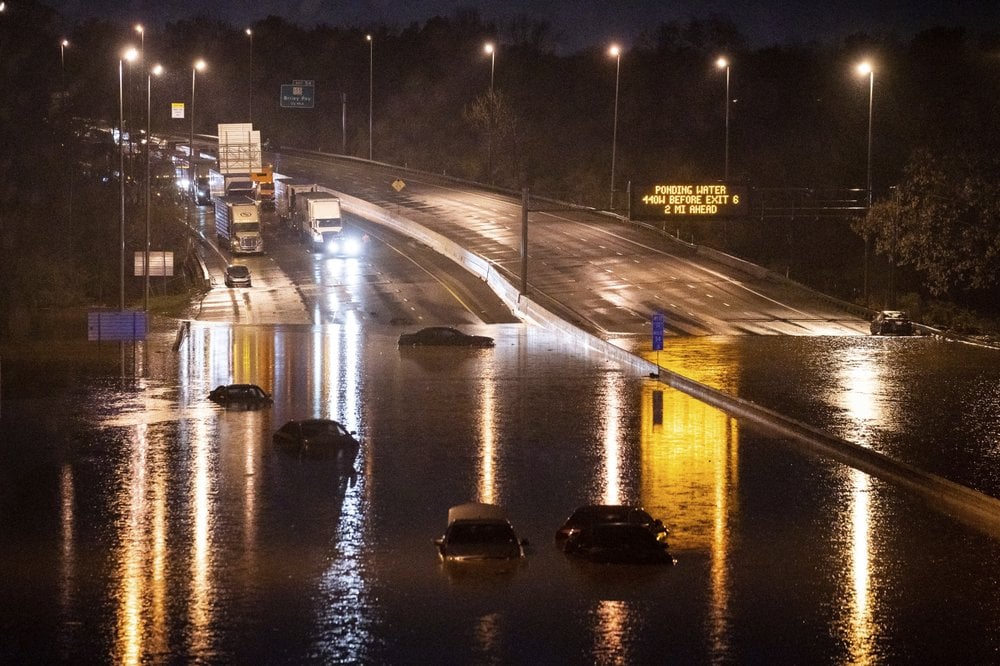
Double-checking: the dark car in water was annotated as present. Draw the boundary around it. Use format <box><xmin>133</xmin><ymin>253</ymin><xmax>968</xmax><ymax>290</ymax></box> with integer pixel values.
<box><xmin>224</xmin><ymin>264</ymin><xmax>252</xmax><ymax>288</ymax></box>
<box><xmin>398</xmin><ymin>326</ymin><xmax>494</xmax><ymax>348</ymax></box>
<box><xmin>563</xmin><ymin>523</ymin><xmax>675</xmax><ymax>565</ymax></box>
<box><xmin>208</xmin><ymin>383</ymin><xmax>272</xmax><ymax>408</ymax></box>
<box><xmin>555</xmin><ymin>504</ymin><xmax>669</xmax><ymax>548</ymax></box>
<box><xmin>870</xmin><ymin>310</ymin><xmax>912</xmax><ymax>335</ymax></box>
<box><xmin>434</xmin><ymin>503</ymin><xmax>527</xmax><ymax>564</ymax></box>
<box><xmin>272</xmin><ymin>418</ymin><xmax>360</xmax><ymax>461</ymax></box>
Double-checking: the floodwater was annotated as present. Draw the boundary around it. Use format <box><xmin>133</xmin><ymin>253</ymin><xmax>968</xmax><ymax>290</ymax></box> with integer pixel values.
<box><xmin>3</xmin><ymin>321</ymin><xmax>1000</xmax><ymax>663</ymax></box>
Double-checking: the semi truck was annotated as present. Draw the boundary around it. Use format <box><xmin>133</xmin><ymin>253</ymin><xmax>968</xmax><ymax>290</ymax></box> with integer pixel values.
<box><xmin>294</xmin><ymin>191</ymin><xmax>358</xmax><ymax>255</ymax></box>
<box><xmin>274</xmin><ymin>177</ymin><xmax>317</xmax><ymax>230</ymax></box>
<box><xmin>215</xmin><ymin>195</ymin><xmax>264</xmax><ymax>255</ymax></box>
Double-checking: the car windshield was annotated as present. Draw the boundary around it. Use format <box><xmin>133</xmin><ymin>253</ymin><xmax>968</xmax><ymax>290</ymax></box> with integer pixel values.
<box><xmin>448</xmin><ymin>522</ymin><xmax>516</xmax><ymax>545</ymax></box>
<box><xmin>228</xmin><ymin>266</ymin><xmax>249</xmax><ymax>277</ymax></box>
<box><xmin>300</xmin><ymin>421</ymin><xmax>348</xmax><ymax>438</ymax></box>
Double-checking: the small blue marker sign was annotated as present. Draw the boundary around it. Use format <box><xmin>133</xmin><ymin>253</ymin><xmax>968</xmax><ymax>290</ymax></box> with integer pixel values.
<box><xmin>652</xmin><ymin>312</ymin><xmax>665</xmax><ymax>351</ymax></box>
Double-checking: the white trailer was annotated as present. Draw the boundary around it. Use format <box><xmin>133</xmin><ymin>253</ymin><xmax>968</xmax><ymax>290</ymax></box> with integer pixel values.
<box><xmin>274</xmin><ymin>177</ymin><xmax>317</xmax><ymax>230</ymax></box>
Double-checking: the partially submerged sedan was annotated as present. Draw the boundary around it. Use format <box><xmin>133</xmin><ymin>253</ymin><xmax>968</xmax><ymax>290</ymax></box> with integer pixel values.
<box><xmin>555</xmin><ymin>504</ymin><xmax>669</xmax><ymax>549</ymax></box>
<box><xmin>272</xmin><ymin>418</ymin><xmax>360</xmax><ymax>461</ymax></box>
<box><xmin>564</xmin><ymin>523</ymin><xmax>675</xmax><ymax>565</ymax></box>
<box><xmin>434</xmin><ymin>503</ymin><xmax>527</xmax><ymax>564</ymax></box>
<box><xmin>398</xmin><ymin>326</ymin><xmax>494</xmax><ymax>348</ymax></box>
<box><xmin>208</xmin><ymin>383</ymin><xmax>272</xmax><ymax>408</ymax></box>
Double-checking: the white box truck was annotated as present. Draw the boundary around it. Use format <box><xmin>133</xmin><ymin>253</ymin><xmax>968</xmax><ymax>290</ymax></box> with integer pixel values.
<box><xmin>215</xmin><ymin>195</ymin><xmax>264</xmax><ymax>255</ymax></box>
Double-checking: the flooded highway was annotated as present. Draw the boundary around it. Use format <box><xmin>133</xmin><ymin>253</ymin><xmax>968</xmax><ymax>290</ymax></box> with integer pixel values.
<box><xmin>3</xmin><ymin>321</ymin><xmax>1000</xmax><ymax>663</ymax></box>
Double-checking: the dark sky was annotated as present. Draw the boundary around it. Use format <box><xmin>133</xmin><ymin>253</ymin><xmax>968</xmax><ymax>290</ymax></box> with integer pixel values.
<box><xmin>47</xmin><ymin>0</ymin><xmax>1000</xmax><ymax>51</ymax></box>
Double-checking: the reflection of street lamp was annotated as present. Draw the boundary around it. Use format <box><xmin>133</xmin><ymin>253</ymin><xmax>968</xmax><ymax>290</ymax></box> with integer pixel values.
<box><xmin>120</xmin><ymin>47</ymin><xmax>138</xmax><ymax>311</ymax></box>
<box><xmin>144</xmin><ymin>63</ymin><xmax>163</xmax><ymax>312</ymax></box>
<box><xmin>609</xmin><ymin>44</ymin><xmax>621</xmax><ymax>210</ymax></box>
<box><xmin>484</xmin><ymin>42</ymin><xmax>495</xmax><ymax>93</ymax></box>
<box><xmin>246</xmin><ymin>28</ymin><xmax>253</xmax><ymax>123</ymax></box>
<box><xmin>716</xmin><ymin>56</ymin><xmax>730</xmax><ymax>181</ymax></box>
<box><xmin>366</xmin><ymin>34</ymin><xmax>373</xmax><ymax>160</ymax></box>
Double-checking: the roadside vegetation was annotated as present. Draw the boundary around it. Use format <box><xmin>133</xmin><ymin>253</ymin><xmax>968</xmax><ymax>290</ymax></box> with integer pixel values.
<box><xmin>2</xmin><ymin>1</ymin><xmax>999</xmax><ymax>340</ymax></box>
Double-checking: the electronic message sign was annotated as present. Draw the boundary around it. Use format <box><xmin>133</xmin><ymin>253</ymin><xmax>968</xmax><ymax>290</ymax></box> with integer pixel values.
<box><xmin>630</xmin><ymin>183</ymin><xmax>747</xmax><ymax>220</ymax></box>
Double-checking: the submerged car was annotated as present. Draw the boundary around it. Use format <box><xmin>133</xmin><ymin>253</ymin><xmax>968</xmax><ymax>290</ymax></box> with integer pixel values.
<box><xmin>398</xmin><ymin>326</ymin><xmax>494</xmax><ymax>348</ymax></box>
<box><xmin>434</xmin><ymin>503</ymin><xmax>527</xmax><ymax>563</ymax></box>
<box><xmin>870</xmin><ymin>310</ymin><xmax>912</xmax><ymax>335</ymax></box>
<box><xmin>563</xmin><ymin>523</ymin><xmax>675</xmax><ymax>565</ymax></box>
<box><xmin>208</xmin><ymin>383</ymin><xmax>272</xmax><ymax>407</ymax></box>
<box><xmin>555</xmin><ymin>504</ymin><xmax>669</xmax><ymax>548</ymax></box>
<box><xmin>272</xmin><ymin>419</ymin><xmax>360</xmax><ymax>460</ymax></box>
<box><xmin>224</xmin><ymin>264</ymin><xmax>252</xmax><ymax>288</ymax></box>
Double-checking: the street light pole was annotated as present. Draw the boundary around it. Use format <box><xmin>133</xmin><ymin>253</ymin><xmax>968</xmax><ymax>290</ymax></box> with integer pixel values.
<box><xmin>190</xmin><ymin>59</ymin><xmax>205</xmax><ymax>162</ymax></box>
<box><xmin>145</xmin><ymin>64</ymin><xmax>162</xmax><ymax>312</ymax></box>
<box><xmin>484</xmin><ymin>42</ymin><xmax>495</xmax><ymax>93</ymax></box>
<box><xmin>716</xmin><ymin>57</ymin><xmax>730</xmax><ymax>181</ymax></box>
<box><xmin>609</xmin><ymin>44</ymin><xmax>621</xmax><ymax>210</ymax></box>
<box><xmin>857</xmin><ymin>61</ymin><xmax>875</xmax><ymax>301</ymax></box>
<box><xmin>120</xmin><ymin>47</ymin><xmax>138</xmax><ymax>312</ymax></box>
<box><xmin>858</xmin><ymin>62</ymin><xmax>874</xmax><ymax>209</ymax></box>
<box><xmin>367</xmin><ymin>34</ymin><xmax>373</xmax><ymax>160</ymax></box>
<box><xmin>246</xmin><ymin>28</ymin><xmax>253</xmax><ymax>124</ymax></box>
<box><xmin>484</xmin><ymin>42</ymin><xmax>496</xmax><ymax>183</ymax></box>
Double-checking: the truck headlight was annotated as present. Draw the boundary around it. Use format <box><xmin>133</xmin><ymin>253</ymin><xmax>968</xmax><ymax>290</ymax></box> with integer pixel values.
<box><xmin>343</xmin><ymin>238</ymin><xmax>361</xmax><ymax>256</ymax></box>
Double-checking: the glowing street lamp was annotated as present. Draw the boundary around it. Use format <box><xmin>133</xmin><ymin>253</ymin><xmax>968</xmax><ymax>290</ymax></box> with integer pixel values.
<box><xmin>716</xmin><ymin>56</ymin><xmax>731</xmax><ymax>181</ymax></box>
<box><xmin>609</xmin><ymin>44</ymin><xmax>621</xmax><ymax>209</ymax></box>
<box><xmin>60</xmin><ymin>38</ymin><xmax>68</xmax><ymax>70</ymax></box>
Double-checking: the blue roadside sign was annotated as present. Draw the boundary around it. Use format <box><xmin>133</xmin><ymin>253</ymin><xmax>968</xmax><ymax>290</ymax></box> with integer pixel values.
<box><xmin>652</xmin><ymin>312</ymin><xmax>665</xmax><ymax>351</ymax></box>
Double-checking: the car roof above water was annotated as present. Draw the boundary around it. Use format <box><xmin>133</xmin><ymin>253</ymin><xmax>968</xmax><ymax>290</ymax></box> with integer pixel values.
<box><xmin>447</xmin><ymin>502</ymin><xmax>509</xmax><ymax>525</ymax></box>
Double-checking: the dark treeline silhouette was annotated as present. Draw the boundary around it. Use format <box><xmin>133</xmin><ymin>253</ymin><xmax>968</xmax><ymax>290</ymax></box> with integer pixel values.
<box><xmin>3</xmin><ymin>0</ymin><xmax>1000</xmax><ymax>336</ymax></box>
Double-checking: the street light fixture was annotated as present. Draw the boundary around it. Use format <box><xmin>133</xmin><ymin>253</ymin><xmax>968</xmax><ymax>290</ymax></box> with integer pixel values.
<box><xmin>246</xmin><ymin>28</ymin><xmax>253</xmax><ymax>124</ymax></box>
<box><xmin>609</xmin><ymin>44</ymin><xmax>621</xmax><ymax>210</ymax></box>
<box><xmin>716</xmin><ymin>56</ymin><xmax>731</xmax><ymax>181</ymax></box>
<box><xmin>144</xmin><ymin>63</ymin><xmax>163</xmax><ymax>312</ymax></box>
<box><xmin>119</xmin><ymin>47</ymin><xmax>138</xmax><ymax>312</ymax></box>
<box><xmin>366</xmin><ymin>34</ymin><xmax>373</xmax><ymax>160</ymax></box>
<box><xmin>60</xmin><ymin>39</ymin><xmax>68</xmax><ymax>70</ymax></box>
